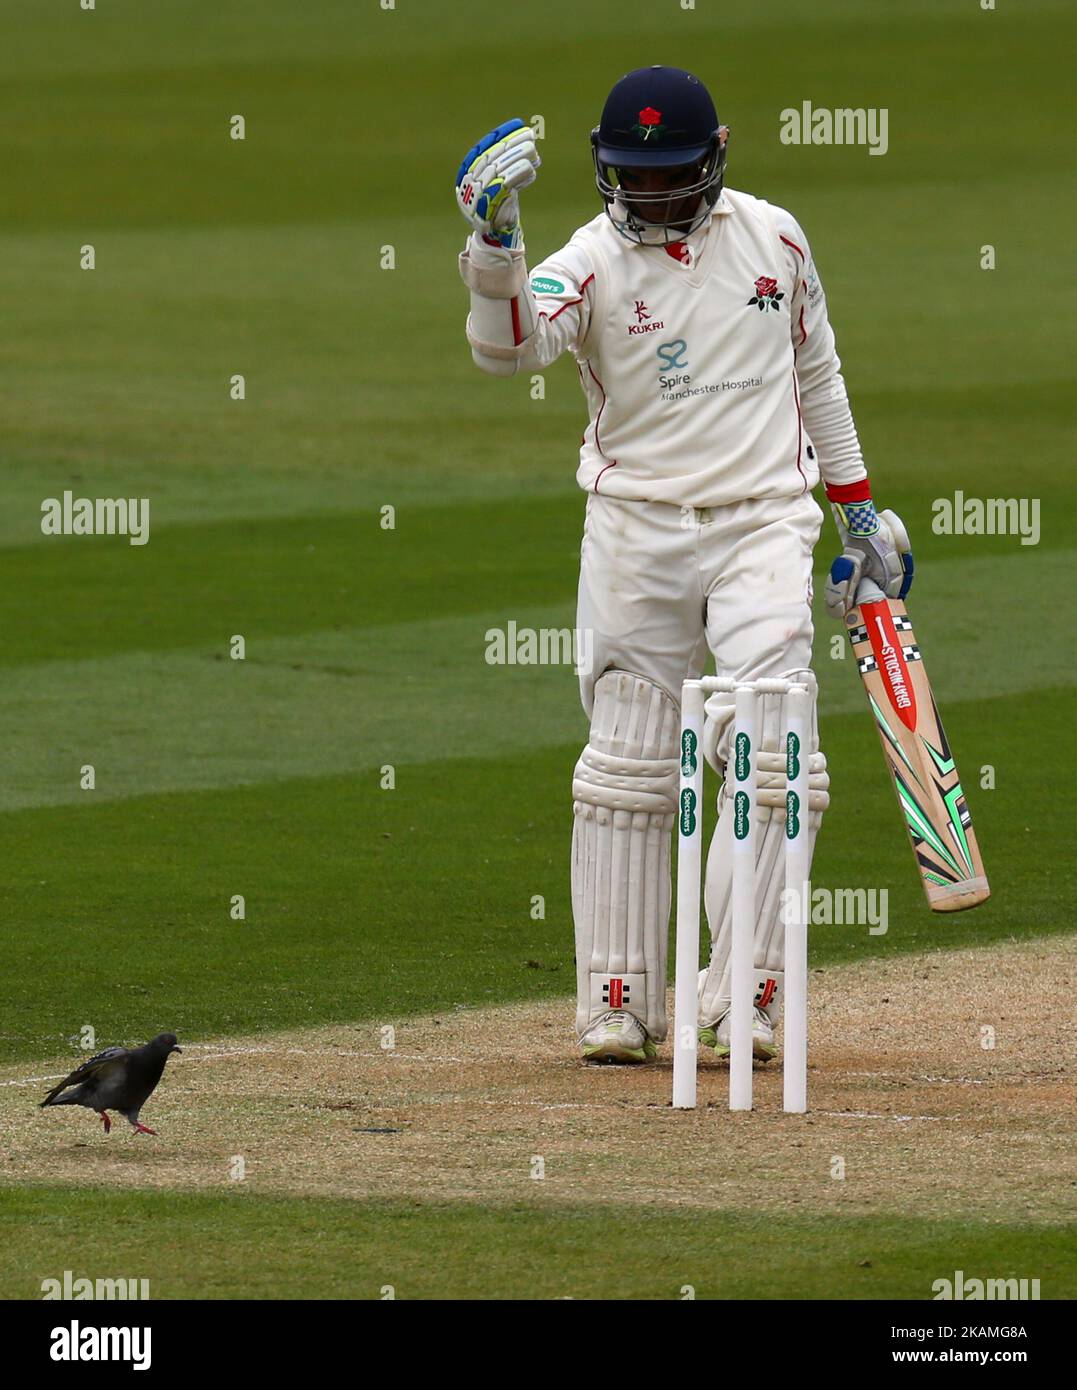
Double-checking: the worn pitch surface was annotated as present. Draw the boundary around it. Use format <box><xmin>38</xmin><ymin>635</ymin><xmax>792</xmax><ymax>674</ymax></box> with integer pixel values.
<box><xmin>9</xmin><ymin>938</ymin><xmax>1072</xmax><ymax>1225</ymax></box>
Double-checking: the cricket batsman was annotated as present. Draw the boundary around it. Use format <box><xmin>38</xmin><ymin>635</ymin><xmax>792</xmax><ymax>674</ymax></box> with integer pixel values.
<box><xmin>455</xmin><ymin>67</ymin><xmax>914</xmax><ymax>1063</ymax></box>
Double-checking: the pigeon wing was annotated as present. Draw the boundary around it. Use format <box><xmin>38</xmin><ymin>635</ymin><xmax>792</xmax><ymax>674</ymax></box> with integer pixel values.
<box><xmin>40</xmin><ymin>1046</ymin><xmax>130</xmax><ymax>1106</ymax></box>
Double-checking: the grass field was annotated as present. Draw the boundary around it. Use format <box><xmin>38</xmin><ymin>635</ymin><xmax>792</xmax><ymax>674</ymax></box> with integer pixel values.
<box><xmin>1</xmin><ymin>0</ymin><xmax>1074</xmax><ymax>1301</ymax></box>
<box><xmin>3</xmin><ymin>1188</ymin><xmax>1071</xmax><ymax>1302</ymax></box>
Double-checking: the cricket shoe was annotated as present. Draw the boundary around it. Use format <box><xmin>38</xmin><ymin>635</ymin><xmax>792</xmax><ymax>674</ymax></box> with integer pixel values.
<box><xmin>699</xmin><ymin>1008</ymin><xmax>778</xmax><ymax>1062</ymax></box>
<box><xmin>579</xmin><ymin>1010</ymin><xmax>657</xmax><ymax>1064</ymax></box>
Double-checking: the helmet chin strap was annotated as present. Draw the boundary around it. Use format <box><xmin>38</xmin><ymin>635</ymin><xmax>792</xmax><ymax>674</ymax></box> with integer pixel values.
<box><xmin>609</xmin><ymin>192</ymin><xmax>711</xmax><ymax>246</ymax></box>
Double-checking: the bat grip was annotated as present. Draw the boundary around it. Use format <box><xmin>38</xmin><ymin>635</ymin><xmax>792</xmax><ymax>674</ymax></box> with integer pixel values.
<box><xmin>855</xmin><ymin>577</ymin><xmax>887</xmax><ymax>605</ymax></box>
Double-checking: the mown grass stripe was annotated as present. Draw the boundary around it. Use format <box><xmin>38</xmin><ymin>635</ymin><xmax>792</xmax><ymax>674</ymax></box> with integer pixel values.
<box><xmin>1</xmin><ymin>1185</ymin><xmax>1071</xmax><ymax>1301</ymax></box>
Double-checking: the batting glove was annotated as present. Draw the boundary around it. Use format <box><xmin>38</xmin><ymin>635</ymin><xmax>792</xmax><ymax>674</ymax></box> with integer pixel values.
<box><xmin>455</xmin><ymin>118</ymin><xmax>540</xmax><ymax>251</ymax></box>
<box><xmin>825</xmin><ymin>499</ymin><xmax>914</xmax><ymax>619</ymax></box>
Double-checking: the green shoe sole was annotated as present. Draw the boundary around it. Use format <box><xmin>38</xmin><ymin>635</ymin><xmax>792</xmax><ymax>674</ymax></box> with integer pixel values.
<box><xmin>581</xmin><ymin>1038</ymin><xmax>657</xmax><ymax>1063</ymax></box>
<box><xmin>699</xmin><ymin>1028</ymin><xmax>775</xmax><ymax>1061</ymax></box>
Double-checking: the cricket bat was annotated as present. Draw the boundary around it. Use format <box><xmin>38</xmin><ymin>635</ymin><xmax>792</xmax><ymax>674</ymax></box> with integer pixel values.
<box><xmin>845</xmin><ymin>579</ymin><xmax>989</xmax><ymax>912</ymax></box>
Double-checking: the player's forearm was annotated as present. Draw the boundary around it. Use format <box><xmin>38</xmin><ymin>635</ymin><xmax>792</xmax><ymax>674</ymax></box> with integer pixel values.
<box><xmin>793</xmin><ymin>297</ymin><xmax>869</xmax><ymax>489</ymax></box>
<box><xmin>459</xmin><ymin>234</ymin><xmax>535</xmax><ymax>377</ymax></box>
<box><xmin>776</xmin><ymin>208</ymin><xmax>869</xmax><ymax>489</ymax></box>
<box><xmin>460</xmin><ymin>234</ymin><xmax>581</xmax><ymax>375</ymax></box>
<box><xmin>459</xmin><ymin>233</ymin><xmax>569</xmax><ymax>376</ymax></box>
<box><xmin>799</xmin><ymin>365</ymin><xmax>868</xmax><ymax>488</ymax></box>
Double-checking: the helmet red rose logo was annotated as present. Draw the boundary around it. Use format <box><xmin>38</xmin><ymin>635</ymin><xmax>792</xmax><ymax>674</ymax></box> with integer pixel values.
<box><xmin>634</xmin><ymin>107</ymin><xmax>666</xmax><ymax>141</ymax></box>
<box><xmin>748</xmin><ymin>275</ymin><xmax>784</xmax><ymax>312</ymax></box>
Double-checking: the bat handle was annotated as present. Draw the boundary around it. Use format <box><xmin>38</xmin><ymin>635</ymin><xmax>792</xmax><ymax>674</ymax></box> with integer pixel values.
<box><xmin>854</xmin><ymin>577</ymin><xmax>887</xmax><ymax>605</ymax></box>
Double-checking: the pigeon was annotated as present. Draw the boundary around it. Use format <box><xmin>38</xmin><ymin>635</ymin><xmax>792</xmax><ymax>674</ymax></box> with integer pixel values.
<box><xmin>40</xmin><ymin>1033</ymin><xmax>181</xmax><ymax>1135</ymax></box>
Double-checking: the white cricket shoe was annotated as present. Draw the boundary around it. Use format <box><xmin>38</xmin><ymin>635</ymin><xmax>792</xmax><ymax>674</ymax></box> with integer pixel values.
<box><xmin>579</xmin><ymin>1010</ymin><xmax>657</xmax><ymax>1064</ymax></box>
<box><xmin>700</xmin><ymin>1008</ymin><xmax>778</xmax><ymax>1062</ymax></box>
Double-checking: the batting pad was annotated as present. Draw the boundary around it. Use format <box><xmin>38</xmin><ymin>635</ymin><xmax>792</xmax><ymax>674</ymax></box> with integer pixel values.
<box><xmin>571</xmin><ymin>670</ymin><xmax>679</xmax><ymax>1040</ymax></box>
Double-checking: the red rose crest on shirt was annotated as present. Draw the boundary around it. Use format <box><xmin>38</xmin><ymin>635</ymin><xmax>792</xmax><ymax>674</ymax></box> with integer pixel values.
<box><xmin>748</xmin><ymin>275</ymin><xmax>784</xmax><ymax>312</ymax></box>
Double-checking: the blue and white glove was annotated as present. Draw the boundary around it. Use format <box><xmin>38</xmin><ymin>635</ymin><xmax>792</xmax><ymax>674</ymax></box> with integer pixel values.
<box><xmin>824</xmin><ymin>494</ymin><xmax>914</xmax><ymax>619</ymax></box>
<box><xmin>455</xmin><ymin>118</ymin><xmax>540</xmax><ymax>251</ymax></box>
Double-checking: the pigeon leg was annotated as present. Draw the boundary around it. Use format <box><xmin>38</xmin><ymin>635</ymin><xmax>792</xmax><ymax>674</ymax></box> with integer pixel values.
<box><xmin>131</xmin><ymin>1123</ymin><xmax>157</xmax><ymax>1136</ymax></box>
<box><xmin>98</xmin><ymin>1112</ymin><xmax>111</xmax><ymax>1134</ymax></box>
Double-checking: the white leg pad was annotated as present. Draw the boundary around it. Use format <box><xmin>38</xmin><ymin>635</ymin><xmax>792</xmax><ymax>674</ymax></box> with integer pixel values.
<box><xmin>572</xmin><ymin>671</ymin><xmax>680</xmax><ymax>1039</ymax></box>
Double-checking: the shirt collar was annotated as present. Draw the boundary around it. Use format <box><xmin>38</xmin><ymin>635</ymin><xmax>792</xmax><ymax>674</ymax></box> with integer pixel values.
<box><xmin>620</xmin><ymin>190</ymin><xmax>734</xmax><ymax>250</ymax></box>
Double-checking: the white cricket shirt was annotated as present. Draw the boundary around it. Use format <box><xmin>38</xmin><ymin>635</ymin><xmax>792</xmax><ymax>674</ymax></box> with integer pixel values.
<box><xmin>492</xmin><ymin>187</ymin><xmax>868</xmax><ymax>508</ymax></box>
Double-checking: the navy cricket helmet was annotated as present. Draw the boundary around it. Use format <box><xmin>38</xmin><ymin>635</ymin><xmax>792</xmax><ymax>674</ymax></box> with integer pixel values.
<box><xmin>591</xmin><ymin>66</ymin><xmax>727</xmax><ymax>242</ymax></box>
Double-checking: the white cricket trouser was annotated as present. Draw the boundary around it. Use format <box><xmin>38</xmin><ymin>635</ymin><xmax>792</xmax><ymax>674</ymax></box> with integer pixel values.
<box><xmin>576</xmin><ymin>490</ymin><xmax>823</xmax><ymax>716</ymax></box>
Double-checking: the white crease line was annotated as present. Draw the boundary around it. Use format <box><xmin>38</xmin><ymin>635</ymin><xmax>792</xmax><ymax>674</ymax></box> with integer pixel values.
<box><xmin>816</xmin><ymin>1111</ymin><xmax>951</xmax><ymax>1122</ymax></box>
<box><xmin>0</xmin><ymin>1050</ymin><xmax>991</xmax><ymax>1112</ymax></box>
<box><xmin>305</xmin><ymin>1098</ymin><xmax>618</xmax><ymax>1113</ymax></box>
<box><xmin>1</xmin><ymin>1048</ymin><xmax>470</xmax><ymax>1088</ymax></box>
<box><xmin>0</xmin><ymin>1074</ymin><xmax>953</xmax><ymax>1122</ymax></box>
<box><xmin>327</xmin><ymin>1098</ymin><xmax>957</xmax><ymax>1119</ymax></box>
<box><xmin>843</xmin><ymin>1072</ymin><xmax>988</xmax><ymax>1084</ymax></box>
<box><xmin>189</xmin><ymin>1046</ymin><xmax>466</xmax><ymax>1063</ymax></box>
<box><xmin>0</xmin><ymin>1074</ymin><xmax>67</xmax><ymax>1088</ymax></box>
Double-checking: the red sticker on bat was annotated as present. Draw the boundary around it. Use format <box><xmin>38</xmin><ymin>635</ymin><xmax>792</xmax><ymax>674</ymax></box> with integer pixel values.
<box><xmin>861</xmin><ymin>600</ymin><xmax>918</xmax><ymax>731</ymax></box>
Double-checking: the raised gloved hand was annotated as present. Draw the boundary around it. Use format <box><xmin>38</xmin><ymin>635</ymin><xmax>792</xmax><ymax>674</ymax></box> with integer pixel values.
<box><xmin>455</xmin><ymin>118</ymin><xmax>540</xmax><ymax>251</ymax></box>
<box><xmin>824</xmin><ymin>498</ymin><xmax>914</xmax><ymax>619</ymax></box>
